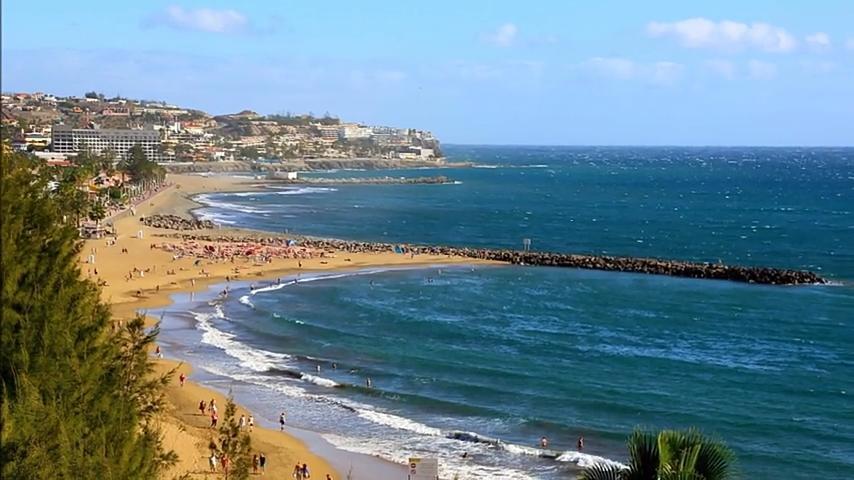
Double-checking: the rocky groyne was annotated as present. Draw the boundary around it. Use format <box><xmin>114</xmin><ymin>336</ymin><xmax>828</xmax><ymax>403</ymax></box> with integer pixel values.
<box><xmin>141</xmin><ymin>214</ymin><xmax>216</xmax><ymax>230</ymax></box>
<box><xmin>164</xmin><ymin>233</ymin><xmax>826</xmax><ymax>286</ymax></box>
<box><xmin>268</xmin><ymin>175</ymin><xmax>453</xmax><ymax>185</ymax></box>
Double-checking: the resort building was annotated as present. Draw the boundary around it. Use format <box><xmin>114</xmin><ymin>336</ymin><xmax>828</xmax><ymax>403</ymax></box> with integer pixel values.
<box><xmin>51</xmin><ymin>125</ymin><xmax>163</xmax><ymax>162</ymax></box>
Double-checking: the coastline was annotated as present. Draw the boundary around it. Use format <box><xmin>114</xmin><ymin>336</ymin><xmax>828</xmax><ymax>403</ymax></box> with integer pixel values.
<box><xmin>84</xmin><ymin>173</ymin><xmax>495</xmax><ymax>479</ymax></box>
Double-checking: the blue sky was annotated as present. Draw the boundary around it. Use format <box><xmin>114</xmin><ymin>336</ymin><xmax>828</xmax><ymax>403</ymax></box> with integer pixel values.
<box><xmin>3</xmin><ymin>1</ymin><xmax>853</xmax><ymax>145</ymax></box>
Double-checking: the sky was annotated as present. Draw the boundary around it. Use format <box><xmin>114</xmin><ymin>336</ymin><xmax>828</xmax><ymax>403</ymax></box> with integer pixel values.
<box><xmin>2</xmin><ymin>1</ymin><xmax>853</xmax><ymax>146</ymax></box>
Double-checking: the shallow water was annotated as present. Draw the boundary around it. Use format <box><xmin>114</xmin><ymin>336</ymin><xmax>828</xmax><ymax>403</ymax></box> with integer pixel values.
<box><xmin>170</xmin><ymin>146</ymin><xmax>854</xmax><ymax>479</ymax></box>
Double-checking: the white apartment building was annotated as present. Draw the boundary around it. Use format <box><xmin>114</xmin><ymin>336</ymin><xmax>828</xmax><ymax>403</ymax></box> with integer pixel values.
<box><xmin>52</xmin><ymin>125</ymin><xmax>163</xmax><ymax>162</ymax></box>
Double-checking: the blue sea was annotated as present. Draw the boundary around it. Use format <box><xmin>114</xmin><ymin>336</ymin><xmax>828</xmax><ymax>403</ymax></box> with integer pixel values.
<box><xmin>160</xmin><ymin>146</ymin><xmax>853</xmax><ymax>479</ymax></box>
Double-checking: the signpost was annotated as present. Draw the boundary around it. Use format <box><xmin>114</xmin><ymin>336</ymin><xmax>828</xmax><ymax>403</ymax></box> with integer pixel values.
<box><xmin>408</xmin><ymin>457</ymin><xmax>439</xmax><ymax>480</ymax></box>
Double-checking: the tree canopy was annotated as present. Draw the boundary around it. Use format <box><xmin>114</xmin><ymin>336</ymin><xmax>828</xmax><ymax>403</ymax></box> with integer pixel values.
<box><xmin>120</xmin><ymin>144</ymin><xmax>165</xmax><ymax>184</ymax></box>
<box><xmin>1</xmin><ymin>148</ymin><xmax>174</xmax><ymax>478</ymax></box>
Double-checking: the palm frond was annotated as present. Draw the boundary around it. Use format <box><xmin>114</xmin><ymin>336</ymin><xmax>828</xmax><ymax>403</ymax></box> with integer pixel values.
<box><xmin>625</xmin><ymin>430</ymin><xmax>659</xmax><ymax>480</ymax></box>
<box><xmin>694</xmin><ymin>439</ymin><xmax>736</xmax><ymax>480</ymax></box>
<box><xmin>578</xmin><ymin>462</ymin><xmax>625</xmax><ymax>480</ymax></box>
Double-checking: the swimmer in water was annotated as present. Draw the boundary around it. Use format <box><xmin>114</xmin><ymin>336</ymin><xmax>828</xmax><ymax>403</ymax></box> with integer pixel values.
<box><xmin>366</xmin><ymin>377</ymin><xmax>372</xmax><ymax>388</ymax></box>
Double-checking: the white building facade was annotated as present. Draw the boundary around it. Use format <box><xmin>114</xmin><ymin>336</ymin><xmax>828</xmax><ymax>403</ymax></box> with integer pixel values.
<box><xmin>52</xmin><ymin>125</ymin><xmax>163</xmax><ymax>162</ymax></box>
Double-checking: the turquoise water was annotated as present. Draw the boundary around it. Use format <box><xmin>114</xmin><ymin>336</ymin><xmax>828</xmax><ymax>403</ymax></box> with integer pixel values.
<box><xmin>174</xmin><ymin>146</ymin><xmax>853</xmax><ymax>479</ymax></box>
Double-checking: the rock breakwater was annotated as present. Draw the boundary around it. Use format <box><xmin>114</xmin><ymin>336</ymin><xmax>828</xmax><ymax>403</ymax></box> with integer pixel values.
<box><xmin>141</xmin><ymin>214</ymin><xmax>216</xmax><ymax>230</ymax></box>
<box><xmin>165</xmin><ymin>233</ymin><xmax>826</xmax><ymax>285</ymax></box>
<box><xmin>268</xmin><ymin>175</ymin><xmax>453</xmax><ymax>185</ymax></box>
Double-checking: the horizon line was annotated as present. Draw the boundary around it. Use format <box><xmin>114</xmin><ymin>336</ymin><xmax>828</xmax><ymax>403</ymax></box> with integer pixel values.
<box><xmin>443</xmin><ymin>143</ymin><xmax>854</xmax><ymax>149</ymax></box>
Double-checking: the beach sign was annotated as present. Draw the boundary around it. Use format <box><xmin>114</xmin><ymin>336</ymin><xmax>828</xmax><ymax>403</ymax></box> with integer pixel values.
<box><xmin>407</xmin><ymin>457</ymin><xmax>439</xmax><ymax>480</ymax></box>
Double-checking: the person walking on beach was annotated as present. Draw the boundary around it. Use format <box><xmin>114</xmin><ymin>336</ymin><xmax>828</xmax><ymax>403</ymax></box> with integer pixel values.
<box><xmin>252</xmin><ymin>454</ymin><xmax>259</xmax><ymax>474</ymax></box>
<box><xmin>179</xmin><ymin>372</ymin><xmax>186</xmax><ymax>387</ymax></box>
<box><xmin>221</xmin><ymin>453</ymin><xmax>230</xmax><ymax>475</ymax></box>
<box><xmin>301</xmin><ymin>463</ymin><xmax>311</xmax><ymax>479</ymax></box>
<box><xmin>209</xmin><ymin>398</ymin><xmax>216</xmax><ymax>414</ymax></box>
<box><xmin>209</xmin><ymin>452</ymin><xmax>217</xmax><ymax>472</ymax></box>
<box><xmin>259</xmin><ymin>452</ymin><xmax>266</xmax><ymax>474</ymax></box>
<box><xmin>210</xmin><ymin>411</ymin><xmax>218</xmax><ymax>428</ymax></box>
<box><xmin>239</xmin><ymin>414</ymin><xmax>246</xmax><ymax>430</ymax></box>
<box><xmin>199</xmin><ymin>400</ymin><xmax>206</xmax><ymax>416</ymax></box>
<box><xmin>577</xmin><ymin>435</ymin><xmax>585</xmax><ymax>451</ymax></box>
<box><xmin>279</xmin><ymin>412</ymin><xmax>286</xmax><ymax>431</ymax></box>
<box><xmin>248</xmin><ymin>415</ymin><xmax>255</xmax><ymax>432</ymax></box>
<box><xmin>292</xmin><ymin>462</ymin><xmax>303</xmax><ymax>479</ymax></box>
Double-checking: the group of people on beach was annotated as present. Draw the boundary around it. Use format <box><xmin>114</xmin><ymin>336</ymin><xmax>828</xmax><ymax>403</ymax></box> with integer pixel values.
<box><xmin>154</xmin><ymin>239</ymin><xmax>315</xmax><ymax>263</ymax></box>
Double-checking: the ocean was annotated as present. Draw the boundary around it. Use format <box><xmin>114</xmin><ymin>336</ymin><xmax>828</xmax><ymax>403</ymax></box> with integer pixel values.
<box><xmin>158</xmin><ymin>146</ymin><xmax>853</xmax><ymax>479</ymax></box>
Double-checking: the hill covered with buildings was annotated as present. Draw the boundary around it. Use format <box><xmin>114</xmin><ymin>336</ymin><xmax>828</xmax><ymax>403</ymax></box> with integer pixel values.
<box><xmin>1</xmin><ymin>91</ymin><xmax>443</xmax><ymax>166</ymax></box>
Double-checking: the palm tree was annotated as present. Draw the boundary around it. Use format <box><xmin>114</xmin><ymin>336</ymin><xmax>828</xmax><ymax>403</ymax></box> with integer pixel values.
<box><xmin>579</xmin><ymin>429</ymin><xmax>735</xmax><ymax>480</ymax></box>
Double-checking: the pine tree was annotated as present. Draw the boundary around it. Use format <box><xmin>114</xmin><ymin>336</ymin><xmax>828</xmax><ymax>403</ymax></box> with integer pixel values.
<box><xmin>1</xmin><ymin>149</ymin><xmax>175</xmax><ymax>478</ymax></box>
<box><xmin>216</xmin><ymin>395</ymin><xmax>252</xmax><ymax>480</ymax></box>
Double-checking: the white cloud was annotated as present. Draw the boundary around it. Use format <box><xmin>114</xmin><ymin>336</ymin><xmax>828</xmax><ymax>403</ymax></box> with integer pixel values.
<box><xmin>155</xmin><ymin>5</ymin><xmax>248</xmax><ymax>33</ymax></box>
<box><xmin>581</xmin><ymin>57</ymin><xmax>683</xmax><ymax>85</ymax></box>
<box><xmin>805</xmin><ymin>32</ymin><xmax>831</xmax><ymax>51</ymax></box>
<box><xmin>646</xmin><ymin>18</ymin><xmax>798</xmax><ymax>53</ymax></box>
<box><xmin>704</xmin><ymin>59</ymin><xmax>737</xmax><ymax>79</ymax></box>
<box><xmin>747</xmin><ymin>60</ymin><xmax>777</xmax><ymax>80</ymax></box>
<box><xmin>482</xmin><ymin>23</ymin><xmax>519</xmax><ymax>47</ymax></box>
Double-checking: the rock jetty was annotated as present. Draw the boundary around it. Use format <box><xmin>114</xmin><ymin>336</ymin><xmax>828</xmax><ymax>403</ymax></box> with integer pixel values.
<box><xmin>140</xmin><ymin>214</ymin><xmax>215</xmax><ymax>230</ymax></box>
<box><xmin>166</xmin><ymin>233</ymin><xmax>826</xmax><ymax>286</ymax></box>
<box><xmin>268</xmin><ymin>175</ymin><xmax>453</xmax><ymax>185</ymax></box>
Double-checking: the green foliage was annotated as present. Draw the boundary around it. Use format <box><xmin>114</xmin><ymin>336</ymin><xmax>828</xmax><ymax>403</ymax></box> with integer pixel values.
<box><xmin>237</xmin><ymin>146</ymin><xmax>259</xmax><ymax>161</ymax></box>
<box><xmin>1</xmin><ymin>150</ymin><xmax>175</xmax><ymax>479</ymax></box>
<box><xmin>578</xmin><ymin>429</ymin><xmax>736</xmax><ymax>480</ymax></box>
<box><xmin>216</xmin><ymin>396</ymin><xmax>252</xmax><ymax>480</ymax></box>
<box><xmin>88</xmin><ymin>200</ymin><xmax>106</xmax><ymax>222</ymax></box>
<box><xmin>120</xmin><ymin>144</ymin><xmax>165</xmax><ymax>184</ymax></box>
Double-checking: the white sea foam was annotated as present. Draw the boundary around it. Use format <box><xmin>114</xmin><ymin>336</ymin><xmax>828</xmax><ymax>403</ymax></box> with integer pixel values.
<box><xmin>277</xmin><ymin>186</ymin><xmax>337</xmax><ymax>195</ymax></box>
<box><xmin>322</xmin><ymin>433</ymin><xmax>537</xmax><ymax>480</ymax></box>
<box><xmin>356</xmin><ymin>409</ymin><xmax>443</xmax><ymax>436</ymax></box>
<box><xmin>501</xmin><ymin>442</ymin><xmax>543</xmax><ymax>456</ymax></box>
<box><xmin>192</xmin><ymin>311</ymin><xmax>290</xmax><ymax>371</ymax></box>
<box><xmin>229</xmin><ymin>186</ymin><xmax>337</xmax><ymax>197</ymax></box>
<box><xmin>556</xmin><ymin>450</ymin><xmax>627</xmax><ymax>469</ymax></box>
<box><xmin>196</xmin><ymin>210</ymin><xmax>237</xmax><ymax>225</ymax></box>
<box><xmin>247</xmin><ymin>270</ymin><xmax>390</xmax><ymax>299</ymax></box>
<box><xmin>195</xmin><ymin>194</ymin><xmax>272</xmax><ymax>214</ymax></box>
<box><xmin>300</xmin><ymin>374</ymin><xmax>340</xmax><ymax>388</ymax></box>
<box><xmin>238</xmin><ymin>295</ymin><xmax>255</xmax><ymax>308</ymax></box>
<box><xmin>201</xmin><ymin>364</ymin><xmax>310</xmax><ymax>399</ymax></box>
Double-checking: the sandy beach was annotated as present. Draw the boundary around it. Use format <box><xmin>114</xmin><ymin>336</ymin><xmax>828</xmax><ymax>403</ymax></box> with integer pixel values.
<box><xmin>84</xmin><ymin>173</ymin><xmax>494</xmax><ymax>479</ymax></box>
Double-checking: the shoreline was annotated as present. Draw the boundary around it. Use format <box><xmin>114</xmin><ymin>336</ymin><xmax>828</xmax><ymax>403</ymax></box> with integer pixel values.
<box><xmin>83</xmin><ymin>173</ymin><xmax>495</xmax><ymax>479</ymax></box>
